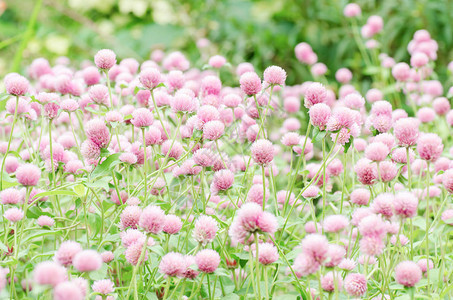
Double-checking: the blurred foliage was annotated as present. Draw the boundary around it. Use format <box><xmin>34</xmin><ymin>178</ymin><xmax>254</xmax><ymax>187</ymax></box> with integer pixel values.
<box><xmin>1</xmin><ymin>0</ymin><xmax>453</xmax><ymax>88</ymax></box>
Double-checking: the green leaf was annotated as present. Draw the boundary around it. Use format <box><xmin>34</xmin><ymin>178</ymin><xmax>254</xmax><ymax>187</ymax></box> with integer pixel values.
<box><xmin>90</xmin><ymin>153</ymin><xmax>122</xmax><ymax>179</ymax></box>
<box><xmin>73</xmin><ymin>184</ymin><xmax>86</xmax><ymax>197</ymax></box>
<box><xmin>26</xmin><ymin>206</ymin><xmax>54</xmax><ymax>219</ymax></box>
<box><xmin>344</xmin><ymin>136</ymin><xmax>354</xmax><ymax>153</ymax></box>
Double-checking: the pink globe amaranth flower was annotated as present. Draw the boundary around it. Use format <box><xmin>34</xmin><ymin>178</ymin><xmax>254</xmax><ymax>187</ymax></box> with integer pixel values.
<box><xmin>89</xmin><ymin>84</ymin><xmax>109</xmax><ymax>106</ymax></box>
<box><xmin>43</xmin><ymin>102</ymin><xmax>59</xmax><ymax>119</ymax></box>
<box><xmin>301</xmin><ymin>234</ymin><xmax>329</xmax><ymax>263</ymax></box>
<box><xmin>311</xmin><ymin>62</ymin><xmax>327</xmax><ymax>77</ymax></box>
<box><xmin>193</xmin><ymin>148</ymin><xmax>215</xmax><ymax>167</ymax></box>
<box><xmin>54</xmin><ymin>281</ymin><xmax>83</xmax><ymax>300</ymax></box>
<box><xmin>223</xmin><ymin>94</ymin><xmax>242</xmax><ymax>108</ymax></box>
<box><xmin>344</xmin><ymin>273</ymin><xmax>367</xmax><ymax>297</ymax></box>
<box><xmin>195</xmin><ymin>249</ymin><xmax>220</xmax><ymax>273</ymax></box>
<box><xmin>335</xmin><ymin>68</ymin><xmax>352</xmax><ymax>84</ymax></box>
<box><xmin>417</xmin><ymin>133</ymin><xmax>443</xmax><ymax>162</ymax></box>
<box><xmin>201</xmin><ymin>75</ymin><xmax>222</xmax><ymax>95</ymax></box>
<box><xmin>294</xmin><ymin>253</ymin><xmax>320</xmax><ymax>276</ymax></box>
<box><xmin>365</xmin><ymin>142</ymin><xmax>389</xmax><ymax>162</ymax></box>
<box><xmin>394</xmin><ymin>191</ymin><xmax>418</xmax><ymax>218</ymax></box>
<box><xmin>4</xmin><ymin>207</ymin><xmax>24</xmax><ymax>223</ymax></box>
<box><xmin>5</xmin><ymin>74</ymin><xmax>29</xmax><ymax>96</ymax></box>
<box><xmin>136</xmin><ymin>89</ymin><xmax>151</xmax><ymax>107</ymax></box>
<box><xmin>170</xmin><ymin>93</ymin><xmax>197</xmax><ymax>113</ymax></box>
<box><xmin>82</xmin><ymin>66</ymin><xmax>101</xmax><ymax>85</ymax></box>
<box><xmin>359</xmin><ymin>214</ymin><xmax>387</xmax><ymax>238</ymax></box>
<box><xmin>94</xmin><ymin>49</ymin><xmax>116</xmax><ymax>70</ymax></box>
<box><xmin>121</xmin><ymin>229</ymin><xmax>145</xmax><ymax>248</ymax></box>
<box><xmin>125</xmin><ymin>240</ymin><xmax>149</xmax><ymax>265</ymax></box>
<box><xmin>433</xmin><ymin>97</ymin><xmax>450</xmax><ymax>115</ymax></box>
<box><xmin>338</xmin><ymin>258</ymin><xmax>356</xmax><ymax>271</ymax></box>
<box><xmin>29</xmin><ymin>58</ymin><xmax>52</xmax><ymax>79</ymax></box>
<box><xmin>354</xmin><ymin>158</ymin><xmax>377</xmax><ymax>185</ymax></box>
<box><xmin>193</xmin><ymin>215</ymin><xmax>218</xmax><ymax>245</ymax></box>
<box><xmin>86</xmin><ymin>119</ymin><xmax>110</xmax><ymax>148</ymax></box>
<box><xmin>163</xmin><ymin>214</ymin><xmax>182</xmax><ymax>235</ymax></box>
<box><xmin>309</xmin><ymin>103</ymin><xmax>331</xmax><ymax>130</ymax></box>
<box><xmin>392</xmin><ymin>62</ymin><xmax>411</xmax><ymax>81</ymax></box>
<box><xmin>60</xmin><ymin>99</ymin><xmax>79</xmax><ymax>112</ymax></box>
<box><xmin>212</xmin><ymin>169</ymin><xmax>234</xmax><ymax>191</ymax></box>
<box><xmin>344</xmin><ymin>3</ymin><xmax>361</xmax><ymax>17</ymax></box>
<box><xmin>139</xmin><ymin>68</ymin><xmax>161</xmax><ymax>89</ymax></box>
<box><xmin>372</xmin><ymin>193</ymin><xmax>394</xmax><ymax>218</ymax></box>
<box><xmin>119</xmin><ymin>152</ymin><xmax>137</xmax><ymax>165</ymax></box>
<box><xmin>417</xmin><ymin>107</ymin><xmax>435</xmax><ymax>123</ymax></box>
<box><xmin>203</xmin><ymin>120</ymin><xmax>224</xmax><ymax>140</ymax></box>
<box><xmin>131</xmin><ymin>108</ymin><xmax>154</xmax><ymax>128</ymax></box>
<box><xmin>394</xmin><ymin>118</ymin><xmax>420</xmax><ymax>147</ymax></box>
<box><xmin>159</xmin><ymin>252</ymin><xmax>185</xmax><ymax>277</ymax></box>
<box><xmin>283</xmin><ymin>96</ymin><xmax>300</xmax><ymax>113</ymax></box>
<box><xmin>410</xmin><ymin>52</ymin><xmax>429</xmax><ymax>67</ymax></box>
<box><xmin>324</xmin><ymin>244</ymin><xmax>346</xmax><ymax>268</ymax></box>
<box><xmin>92</xmin><ymin>279</ymin><xmax>114</xmax><ymax>295</ymax></box>
<box><xmin>344</xmin><ymin>93</ymin><xmax>365</xmax><ymax>109</ymax></box>
<box><xmin>442</xmin><ymin>209</ymin><xmax>453</xmax><ymax>224</ymax></box>
<box><xmin>240</xmin><ymin>72</ymin><xmax>262</xmax><ymax>96</ymax></box>
<box><xmin>295</xmin><ymin>42</ymin><xmax>317</xmax><ymax>65</ymax></box>
<box><xmin>3</xmin><ymin>156</ymin><xmax>19</xmax><ymax>174</ymax></box>
<box><xmin>379</xmin><ymin>161</ymin><xmax>398</xmax><ymax>182</ymax></box>
<box><xmin>247</xmin><ymin>184</ymin><xmax>270</xmax><ymax>206</ymax></box>
<box><xmin>0</xmin><ymin>188</ymin><xmax>22</xmax><ymax>204</ymax></box>
<box><xmin>321</xmin><ymin>271</ymin><xmax>342</xmax><ymax>292</ymax></box>
<box><xmin>120</xmin><ymin>205</ymin><xmax>142</xmax><ymax>229</ymax></box>
<box><xmin>417</xmin><ymin>259</ymin><xmax>434</xmax><ymax>274</ymax></box>
<box><xmin>302</xmin><ymin>186</ymin><xmax>320</xmax><ymax>199</ymax></box>
<box><xmin>139</xmin><ymin>205</ymin><xmax>166</xmax><ymax>234</ymax></box>
<box><xmin>101</xmin><ymin>251</ymin><xmax>114</xmax><ymax>263</ymax></box>
<box><xmin>255</xmin><ymin>242</ymin><xmax>278</xmax><ymax>265</ymax></box>
<box><xmin>55</xmin><ymin>241</ymin><xmax>83</xmax><ymax>266</ymax></box>
<box><xmin>81</xmin><ymin>140</ymin><xmax>101</xmax><ymax>160</ymax></box>
<box><xmin>263</xmin><ymin>65</ymin><xmax>286</xmax><ymax>86</ymax></box>
<box><xmin>105</xmin><ymin>111</ymin><xmax>123</xmax><ymax>124</ymax></box>
<box><xmin>197</xmin><ymin>105</ymin><xmax>220</xmax><ymax>129</ymax></box>
<box><xmin>281</xmin><ymin>132</ymin><xmax>300</xmax><ymax>147</ymax></box>
<box><xmin>73</xmin><ymin>250</ymin><xmax>103</xmax><ymax>272</ymax></box>
<box><xmin>161</xmin><ymin>140</ymin><xmax>183</xmax><ymax>160</ymax></box>
<box><xmin>360</xmin><ymin>235</ymin><xmax>384</xmax><ymax>256</ymax></box>
<box><xmin>207</xmin><ymin>55</ymin><xmax>226</xmax><ymax>68</ymax></box>
<box><xmin>34</xmin><ymin>261</ymin><xmax>67</xmax><ymax>287</ymax></box>
<box><xmin>395</xmin><ymin>261</ymin><xmax>422</xmax><ymax>287</ymax></box>
<box><xmin>366</xmin><ymin>88</ymin><xmax>383</xmax><ymax>103</ymax></box>
<box><xmin>304</xmin><ymin>82</ymin><xmax>327</xmax><ymax>108</ymax></box>
<box><xmin>326</xmin><ymin>158</ymin><xmax>343</xmax><ymax>177</ymax></box>
<box><xmin>323</xmin><ymin>215</ymin><xmax>348</xmax><ymax>233</ymax></box>
<box><xmin>251</xmin><ymin>139</ymin><xmax>274</xmax><ymax>165</ymax></box>
<box><xmin>37</xmin><ymin>215</ymin><xmax>55</xmax><ymax>227</ymax></box>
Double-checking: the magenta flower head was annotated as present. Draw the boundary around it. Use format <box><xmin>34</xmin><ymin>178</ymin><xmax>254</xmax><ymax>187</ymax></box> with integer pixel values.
<box><xmin>304</xmin><ymin>82</ymin><xmax>327</xmax><ymax>108</ymax></box>
<box><xmin>139</xmin><ymin>205</ymin><xmax>166</xmax><ymax>234</ymax></box>
<box><xmin>251</xmin><ymin>139</ymin><xmax>274</xmax><ymax>165</ymax></box>
<box><xmin>240</xmin><ymin>72</ymin><xmax>262</xmax><ymax>96</ymax></box>
<box><xmin>139</xmin><ymin>68</ymin><xmax>161</xmax><ymax>90</ymax></box>
<box><xmin>395</xmin><ymin>261</ymin><xmax>422</xmax><ymax>287</ymax></box>
<box><xmin>34</xmin><ymin>261</ymin><xmax>67</xmax><ymax>287</ymax></box>
<box><xmin>394</xmin><ymin>191</ymin><xmax>418</xmax><ymax>218</ymax></box>
<box><xmin>257</xmin><ymin>243</ymin><xmax>279</xmax><ymax>265</ymax></box>
<box><xmin>195</xmin><ymin>249</ymin><xmax>220</xmax><ymax>273</ymax></box>
<box><xmin>85</xmin><ymin>119</ymin><xmax>110</xmax><ymax>148</ymax></box>
<box><xmin>335</xmin><ymin>68</ymin><xmax>353</xmax><ymax>84</ymax></box>
<box><xmin>209</xmin><ymin>55</ymin><xmax>227</xmax><ymax>68</ymax></box>
<box><xmin>159</xmin><ymin>252</ymin><xmax>185</xmax><ymax>277</ymax></box>
<box><xmin>55</xmin><ymin>241</ymin><xmax>83</xmax><ymax>266</ymax></box>
<box><xmin>344</xmin><ymin>3</ymin><xmax>361</xmax><ymax>17</ymax></box>
<box><xmin>442</xmin><ymin>169</ymin><xmax>453</xmax><ymax>193</ymax></box>
<box><xmin>54</xmin><ymin>281</ymin><xmax>83</xmax><ymax>300</ymax></box>
<box><xmin>163</xmin><ymin>214</ymin><xmax>182</xmax><ymax>235</ymax></box>
<box><xmin>213</xmin><ymin>169</ymin><xmax>234</xmax><ymax>191</ymax></box>
<box><xmin>309</xmin><ymin>103</ymin><xmax>331</xmax><ymax>130</ymax></box>
<box><xmin>365</xmin><ymin>142</ymin><xmax>390</xmax><ymax>162</ymax></box>
<box><xmin>301</xmin><ymin>234</ymin><xmax>329</xmax><ymax>263</ymax></box>
<box><xmin>16</xmin><ymin>163</ymin><xmax>41</xmax><ymax>186</ymax></box>
<box><xmin>92</xmin><ymin>279</ymin><xmax>114</xmax><ymax>295</ymax></box>
<box><xmin>321</xmin><ymin>271</ymin><xmax>342</xmax><ymax>292</ymax></box>
<box><xmin>295</xmin><ymin>42</ymin><xmax>317</xmax><ymax>65</ymax></box>
<box><xmin>193</xmin><ymin>215</ymin><xmax>219</xmax><ymax>245</ymax></box>
<box><xmin>37</xmin><ymin>215</ymin><xmax>55</xmax><ymax>227</ymax></box>
<box><xmin>5</xmin><ymin>74</ymin><xmax>29</xmax><ymax>96</ymax></box>
<box><xmin>89</xmin><ymin>84</ymin><xmax>109</xmax><ymax>106</ymax></box>
<box><xmin>354</xmin><ymin>158</ymin><xmax>377</xmax><ymax>185</ymax></box>
<box><xmin>394</xmin><ymin>118</ymin><xmax>419</xmax><ymax>147</ymax></box>
<box><xmin>344</xmin><ymin>273</ymin><xmax>367</xmax><ymax>297</ymax></box>
<box><xmin>263</xmin><ymin>65</ymin><xmax>287</xmax><ymax>86</ymax></box>
<box><xmin>94</xmin><ymin>49</ymin><xmax>116</xmax><ymax>70</ymax></box>
<box><xmin>4</xmin><ymin>207</ymin><xmax>24</xmax><ymax>223</ymax></box>
<box><xmin>73</xmin><ymin>250</ymin><xmax>103</xmax><ymax>272</ymax></box>
<box><xmin>131</xmin><ymin>108</ymin><xmax>154</xmax><ymax>128</ymax></box>
<box><xmin>392</xmin><ymin>62</ymin><xmax>411</xmax><ymax>81</ymax></box>
<box><xmin>203</xmin><ymin>120</ymin><xmax>225</xmax><ymax>140</ymax></box>
<box><xmin>417</xmin><ymin>133</ymin><xmax>443</xmax><ymax>162</ymax></box>
<box><xmin>323</xmin><ymin>215</ymin><xmax>349</xmax><ymax>233</ymax></box>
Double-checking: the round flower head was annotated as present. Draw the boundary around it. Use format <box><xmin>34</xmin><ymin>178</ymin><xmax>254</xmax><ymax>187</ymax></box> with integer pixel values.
<box><xmin>193</xmin><ymin>148</ymin><xmax>215</xmax><ymax>167</ymax></box>
<box><xmin>163</xmin><ymin>214</ymin><xmax>182</xmax><ymax>235</ymax></box>
<box><xmin>372</xmin><ymin>193</ymin><xmax>394</xmax><ymax>218</ymax></box>
<box><xmin>37</xmin><ymin>215</ymin><xmax>55</xmax><ymax>227</ymax></box>
<box><xmin>301</xmin><ymin>234</ymin><xmax>329</xmax><ymax>263</ymax></box>
<box><xmin>344</xmin><ymin>273</ymin><xmax>367</xmax><ymax>297</ymax></box>
<box><xmin>125</xmin><ymin>240</ymin><xmax>148</xmax><ymax>265</ymax></box>
<box><xmin>304</xmin><ymin>82</ymin><xmax>327</xmax><ymax>108</ymax></box>
<box><xmin>0</xmin><ymin>188</ymin><xmax>22</xmax><ymax>205</ymax></box>
<box><xmin>251</xmin><ymin>139</ymin><xmax>274</xmax><ymax>165</ymax></box>
<box><xmin>54</xmin><ymin>281</ymin><xmax>83</xmax><ymax>300</ymax></box>
<box><xmin>295</xmin><ymin>42</ymin><xmax>317</xmax><ymax>64</ymax></box>
<box><xmin>365</xmin><ymin>142</ymin><xmax>389</xmax><ymax>162</ymax></box>
<box><xmin>16</xmin><ymin>163</ymin><xmax>41</xmax><ymax>186</ymax></box>
<box><xmin>394</xmin><ymin>191</ymin><xmax>418</xmax><ymax>218</ymax></box>
<box><xmin>101</xmin><ymin>251</ymin><xmax>114</xmax><ymax>263</ymax></box>
<box><xmin>213</xmin><ymin>169</ymin><xmax>234</xmax><ymax>191</ymax></box>
<box><xmin>344</xmin><ymin>3</ymin><xmax>361</xmax><ymax>17</ymax></box>
<box><xmin>193</xmin><ymin>215</ymin><xmax>219</xmax><ymax>245</ymax></box>
<box><xmin>411</xmin><ymin>52</ymin><xmax>429</xmax><ymax>68</ymax></box>
<box><xmin>442</xmin><ymin>169</ymin><xmax>453</xmax><ymax>193</ymax></box>
<box><xmin>240</xmin><ymin>72</ymin><xmax>262</xmax><ymax>96</ymax></box>
<box><xmin>395</xmin><ymin>261</ymin><xmax>422</xmax><ymax>287</ymax></box>
<box><xmin>195</xmin><ymin>249</ymin><xmax>220</xmax><ymax>273</ymax></box>
<box><xmin>55</xmin><ymin>241</ymin><xmax>83</xmax><ymax>266</ymax></box>
<box><xmin>379</xmin><ymin>161</ymin><xmax>398</xmax><ymax>182</ymax></box>
<box><xmin>85</xmin><ymin>119</ymin><xmax>110</xmax><ymax>148</ymax></box>
<box><xmin>433</xmin><ymin>97</ymin><xmax>450</xmax><ymax>115</ymax></box>
<box><xmin>323</xmin><ymin>215</ymin><xmax>348</xmax><ymax>233</ymax></box>
<box><xmin>359</xmin><ymin>214</ymin><xmax>387</xmax><ymax>238</ymax></box>
<box><xmin>120</xmin><ymin>205</ymin><xmax>142</xmax><ymax>229</ymax></box>
<box><xmin>394</xmin><ymin>118</ymin><xmax>419</xmax><ymax>147</ymax></box>
<box><xmin>139</xmin><ymin>68</ymin><xmax>161</xmax><ymax>89</ymax></box>
<box><xmin>335</xmin><ymin>68</ymin><xmax>353</xmax><ymax>84</ymax></box>
<box><xmin>209</xmin><ymin>55</ymin><xmax>227</xmax><ymax>68</ymax></box>
<box><xmin>344</xmin><ymin>93</ymin><xmax>365</xmax><ymax>109</ymax></box>
<box><xmin>281</xmin><ymin>132</ymin><xmax>301</xmax><ymax>147</ymax></box>
<box><xmin>321</xmin><ymin>271</ymin><xmax>342</xmax><ymax>292</ymax></box>
<box><xmin>263</xmin><ymin>65</ymin><xmax>286</xmax><ymax>86</ymax></box>
<box><xmin>256</xmin><ymin>242</ymin><xmax>279</xmax><ymax>265</ymax></box>
<box><xmin>417</xmin><ymin>133</ymin><xmax>443</xmax><ymax>162</ymax></box>
<box><xmin>5</xmin><ymin>74</ymin><xmax>29</xmax><ymax>96</ymax></box>
<box><xmin>442</xmin><ymin>209</ymin><xmax>453</xmax><ymax>224</ymax></box>
<box><xmin>294</xmin><ymin>253</ymin><xmax>320</xmax><ymax>276</ymax></box>
<box><xmin>139</xmin><ymin>205</ymin><xmax>166</xmax><ymax>234</ymax></box>
<box><xmin>119</xmin><ymin>153</ymin><xmax>138</xmax><ymax>165</ymax></box>
<box><xmin>4</xmin><ymin>207</ymin><xmax>24</xmax><ymax>223</ymax></box>
<box><xmin>223</xmin><ymin>94</ymin><xmax>242</xmax><ymax>108</ymax></box>
<box><xmin>81</xmin><ymin>140</ymin><xmax>100</xmax><ymax>160</ymax></box>
<box><xmin>201</xmin><ymin>75</ymin><xmax>222</xmax><ymax>95</ymax></box>
<box><xmin>354</xmin><ymin>158</ymin><xmax>377</xmax><ymax>185</ymax></box>
<box><xmin>392</xmin><ymin>62</ymin><xmax>411</xmax><ymax>81</ymax></box>
<box><xmin>203</xmin><ymin>120</ymin><xmax>224</xmax><ymax>140</ymax></box>
<box><xmin>247</xmin><ymin>184</ymin><xmax>270</xmax><ymax>206</ymax></box>
<box><xmin>94</xmin><ymin>49</ymin><xmax>116</xmax><ymax>69</ymax></box>
<box><xmin>417</xmin><ymin>259</ymin><xmax>434</xmax><ymax>274</ymax></box>
<box><xmin>73</xmin><ymin>250</ymin><xmax>102</xmax><ymax>272</ymax></box>
<box><xmin>309</xmin><ymin>103</ymin><xmax>331</xmax><ymax>130</ymax></box>
<box><xmin>350</xmin><ymin>188</ymin><xmax>370</xmax><ymax>206</ymax></box>
<box><xmin>92</xmin><ymin>279</ymin><xmax>114</xmax><ymax>295</ymax></box>
<box><xmin>89</xmin><ymin>84</ymin><xmax>109</xmax><ymax>106</ymax></box>
<box><xmin>324</xmin><ymin>244</ymin><xmax>346</xmax><ymax>267</ymax></box>
<box><xmin>283</xmin><ymin>96</ymin><xmax>300</xmax><ymax>113</ymax></box>
<box><xmin>159</xmin><ymin>252</ymin><xmax>185</xmax><ymax>277</ymax></box>
<box><xmin>34</xmin><ymin>261</ymin><xmax>67</xmax><ymax>287</ymax></box>
<box><xmin>131</xmin><ymin>108</ymin><xmax>154</xmax><ymax>127</ymax></box>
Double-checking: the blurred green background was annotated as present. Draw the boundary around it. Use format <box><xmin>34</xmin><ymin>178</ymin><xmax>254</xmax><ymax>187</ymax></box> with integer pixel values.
<box><xmin>1</xmin><ymin>0</ymin><xmax>453</xmax><ymax>86</ymax></box>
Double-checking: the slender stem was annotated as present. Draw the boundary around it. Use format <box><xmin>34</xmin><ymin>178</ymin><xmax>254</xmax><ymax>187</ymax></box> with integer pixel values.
<box><xmin>254</xmin><ymin>232</ymin><xmax>261</xmax><ymax>300</ymax></box>
<box><xmin>0</xmin><ymin>96</ymin><xmax>19</xmax><ymax>190</ymax></box>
